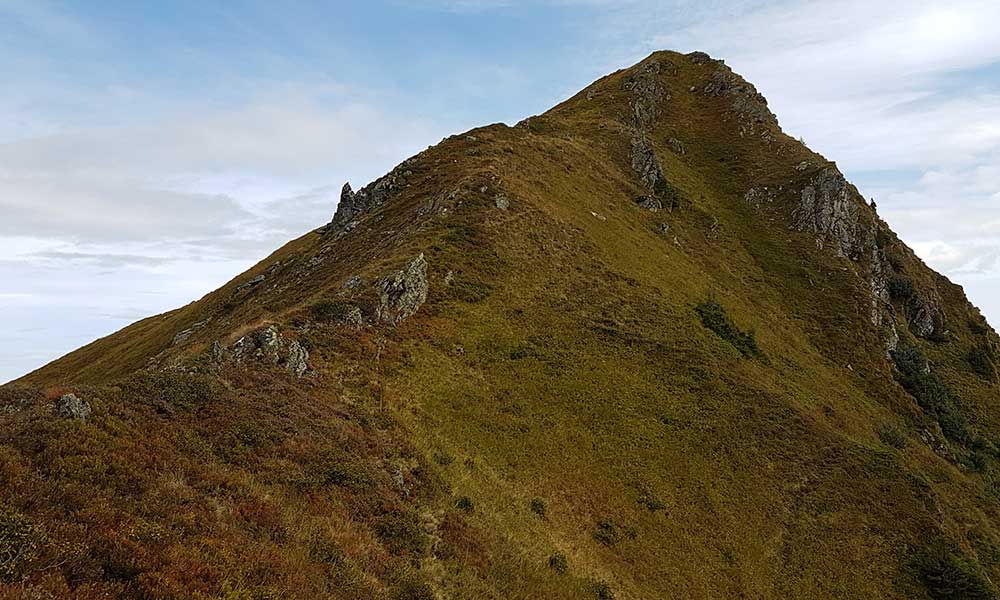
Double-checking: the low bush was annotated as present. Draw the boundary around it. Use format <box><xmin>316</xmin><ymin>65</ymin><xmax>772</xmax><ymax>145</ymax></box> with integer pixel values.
<box><xmin>968</xmin><ymin>344</ymin><xmax>998</xmax><ymax>381</ymax></box>
<box><xmin>548</xmin><ymin>552</ymin><xmax>568</xmax><ymax>574</ymax></box>
<box><xmin>456</xmin><ymin>496</ymin><xmax>474</xmax><ymax>513</ymax></box>
<box><xmin>0</xmin><ymin>509</ymin><xmax>43</xmax><ymax>581</ymax></box>
<box><xmin>529</xmin><ymin>497</ymin><xmax>546</xmax><ymax>518</ymax></box>
<box><xmin>695</xmin><ymin>300</ymin><xmax>760</xmax><ymax>358</ymax></box>
<box><xmin>310</xmin><ymin>299</ymin><xmax>353</xmax><ymax>323</ymax></box>
<box><xmin>891</xmin><ymin>345</ymin><xmax>968</xmax><ymax>443</ymax></box>
<box><xmin>374</xmin><ymin>512</ymin><xmax>427</xmax><ymax>557</ymax></box>
<box><xmin>876</xmin><ymin>423</ymin><xmax>907</xmax><ymax>449</ymax></box>
<box><xmin>888</xmin><ymin>276</ymin><xmax>914</xmax><ymax>300</ymax></box>
<box><xmin>915</xmin><ymin>543</ymin><xmax>997</xmax><ymax>600</ymax></box>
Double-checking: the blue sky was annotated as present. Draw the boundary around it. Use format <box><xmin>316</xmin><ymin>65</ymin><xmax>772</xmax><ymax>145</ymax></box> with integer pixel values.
<box><xmin>2</xmin><ymin>0</ymin><xmax>1000</xmax><ymax>382</ymax></box>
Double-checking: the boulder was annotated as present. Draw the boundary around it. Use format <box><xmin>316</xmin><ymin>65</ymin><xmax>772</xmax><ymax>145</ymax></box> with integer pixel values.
<box><xmin>377</xmin><ymin>255</ymin><xmax>429</xmax><ymax>325</ymax></box>
<box><xmin>227</xmin><ymin>326</ymin><xmax>310</xmax><ymax>377</ymax></box>
<box><xmin>55</xmin><ymin>394</ymin><xmax>91</xmax><ymax>420</ymax></box>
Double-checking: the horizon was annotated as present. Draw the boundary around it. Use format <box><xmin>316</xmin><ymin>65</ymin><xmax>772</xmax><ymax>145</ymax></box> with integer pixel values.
<box><xmin>3</xmin><ymin>0</ymin><xmax>1000</xmax><ymax>383</ymax></box>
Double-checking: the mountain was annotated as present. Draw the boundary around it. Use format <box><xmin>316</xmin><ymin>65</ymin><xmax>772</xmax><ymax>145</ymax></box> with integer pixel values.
<box><xmin>4</xmin><ymin>50</ymin><xmax>1000</xmax><ymax>599</ymax></box>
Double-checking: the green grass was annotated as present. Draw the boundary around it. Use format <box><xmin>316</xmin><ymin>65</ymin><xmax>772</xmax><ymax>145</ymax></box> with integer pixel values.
<box><xmin>4</xmin><ymin>49</ymin><xmax>1000</xmax><ymax>600</ymax></box>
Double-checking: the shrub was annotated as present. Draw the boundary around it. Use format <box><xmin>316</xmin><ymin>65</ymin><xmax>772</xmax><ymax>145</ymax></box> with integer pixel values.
<box><xmin>593</xmin><ymin>520</ymin><xmax>634</xmax><ymax>547</ymax></box>
<box><xmin>548</xmin><ymin>552</ymin><xmax>568</xmax><ymax>574</ymax></box>
<box><xmin>593</xmin><ymin>581</ymin><xmax>616</xmax><ymax>600</ymax></box>
<box><xmin>374</xmin><ymin>512</ymin><xmax>427</xmax><ymax>557</ymax></box>
<box><xmin>0</xmin><ymin>509</ymin><xmax>43</xmax><ymax>581</ymax></box>
<box><xmin>449</xmin><ymin>278</ymin><xmax>492</xmax><ymax>303</ymax></box>
<box><xmin>456</xmin><ymin>496</ymin><xmax>474</xmax><ymax>513</ymax></box>
<box><xmin>694</xmin><ymin>300</ymin><xmax>760</xmax><ymax>358</ymax></box>
<box><xmin>968</xmin><ymin>344</ymin><xmax>997</xmax><ymax>381</ymax></box>
<box><xmin>915</xmin><ymin>544</ymin><xmax>997</xmax><ymax>600</ymax></box>
<box><xmin>876</xmin><ymin>423</ymin><xmax>907</xmax><ymax>449</ymax></box>
<box><xmin>310</xmin><ymin>299</ymin><xmax>352</xmax><ymax>323</ymax></box>
<box><xmin>637</xmin><ymin>486</ymin><xmax>666</xmax><ymax>511</ymax></box>
<box><xmin>888</xmin><ymin>276</ymin><xmax>914</xmax><ymax>300</ymax></box>
<box><xmin>891</xmin><ymin>345</ymin><xmax>968</xmax><ymax>443</ymax></box>
<box><xmin>529</xmin><ymin>497</ymin><xmax>547</xmax><ymax>518</ymax></box>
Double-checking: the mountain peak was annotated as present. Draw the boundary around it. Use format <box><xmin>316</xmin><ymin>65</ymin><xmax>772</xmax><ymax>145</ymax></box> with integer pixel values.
<box><xmin>5</xmin><ymin>52</ymin><xmax>1000</xmax><ymax>599</ymax></box>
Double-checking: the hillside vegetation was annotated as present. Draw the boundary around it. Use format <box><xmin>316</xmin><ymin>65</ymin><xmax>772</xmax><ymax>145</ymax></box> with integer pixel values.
<box><xmin>4</xmin><ymin>50</ymin><xmax>1000</xmax><ymax>599</ymax></box>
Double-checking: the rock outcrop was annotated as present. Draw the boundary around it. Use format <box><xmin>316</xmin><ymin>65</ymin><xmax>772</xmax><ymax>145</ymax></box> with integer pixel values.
<box><xmin>376</xmin><ymin>254</ymin><xmax>429</xmax><ymax>325</ymax></box>
<box><xmin>702</xmin><ymin>65</ymin><xmax>779</xmax><ymax>136</ymax></box>
<box><xmin>325</xmin><ymin>158</ymin><xmax>417</xmax><ymax>233</ymax></box>
<box><xmin>223</xmin><ymin>326</ymin><xmax>310</xmax><ymax>377</ymax></box>
<box><xmin>55</xmin><ymin>393</ymin><xmax>91</xmax><ymax>420</ymax></box>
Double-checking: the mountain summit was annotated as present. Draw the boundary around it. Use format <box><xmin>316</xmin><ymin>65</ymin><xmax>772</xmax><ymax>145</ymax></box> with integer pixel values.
<box><xmin>5</xmin><ymin>51</ymin><xmax>1000</xmax><ymax>599</ymax></box>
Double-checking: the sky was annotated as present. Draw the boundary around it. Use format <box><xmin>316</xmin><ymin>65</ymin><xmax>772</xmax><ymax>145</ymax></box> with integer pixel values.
<box><xmin>2</xmin><ymin>0</ymin><xmax>999</xmax><ymax>383</ymax></box>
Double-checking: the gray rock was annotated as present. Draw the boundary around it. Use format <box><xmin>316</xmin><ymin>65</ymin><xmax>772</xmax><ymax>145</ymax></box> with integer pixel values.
<box><xmin>229</xmin><ymin>325</ymin><xmax>310</xmax><ymax>377</ymax></box>
<box><xmin>494</xmin><ymin>194</ymin><xmax>510</xmax><ymax>210</ymax></box>
<box><xmin>623</xmin><ymin>58</ymin><xmax>670</xmax><ymax>130</ymax></box>
<box><xmin>377</xmin><ymin>254</ymin><xmax>429</xmax><ymax>325</ymax></box>
<box><xmin>667</xmin><ymin>137</ymin><xmax>686</xmax><ymax>155</ymax></box>
<box><xmin>343</xmin><ymin>306</ymin><xmax>364</xmax><ymax>329</ymax></box>
<box><xmin>172</xmin><ymin>318</ymin><xmax>211</xmax><ymax>346</ymax></box>
<box><xmin>55</xmin><ymin>394</ymin><xmax>91</xmax><ymax>420</ymax></box>
<box><xmin>635</xmin><ymin>195</ymin><xmax>662</xmax><ymax>212</ymax></box>
<box><xmin>631</xmin><ymin>136</ymin><xmax>666</xmax><ymax>191</ymax></box>
<box><xmin>285</xmin><ymin>340</ymin><xmax>310</xmax><ymax>377</ymax></box>
<box><xmin>236</xmin><ymin>274</ymin><xmax>266</xmax><ymax>293</ymax></box>
<box><xmin>795</xmin><ymin>168</ymin><xmax>866</xmax><ymax>259</ymax></box>
<box><xmin>343</xmin><ymin>275</ymin><xmax>363</xmax><ymax>290</ymax></box>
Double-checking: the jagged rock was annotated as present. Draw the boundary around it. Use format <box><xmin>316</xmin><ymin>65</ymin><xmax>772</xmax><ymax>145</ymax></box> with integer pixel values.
<box><xmin>55</xmin><ymin>394</ymin><xmax>91</xmax><ymax>420</ymax></box>
<box><xmin>376</xmin><ymin>254</ymin><xmax>429</xmax><ymax>325</ymax></box>
<box><xmin>236</xmin><ymin>274</ymin><xmax>266</xmax><ymax>293</ymax></box>
<box><xmin>623</xmin><ymin>58</ymin><xmax>670</xmax><ymax>130</ymax></box>
<box><xmin>910</xmin><ymin>296</ymin><xmax>943</xmax><ymax>338</ymax></box>
<box><xmin>285</xmin><ymin>340</ymin><xmax>310</xmax><ymax>377</ymax></box>
<box><xmin>325</xmin><ymin>158</ymin><xmax>419</xmax><ymax>232</ymax></box>
<box><xmin>227</xmin><ymin>326</ymin><xmax>310</xmax><ymax>377</ymax></box>
<box><xmin>667</xmin><ymin>137</ymin><xmax>686</xmax><ymax>155</ymax></box>
<box><xmin>343</xmin><ymin>275</ymin><xmax>363</xmax><ymax>290</ymax></box>
<box><xmin>343</xmin><ymin>306</ymin><xmax>364</xmax><ymax>329</ymax></box>
<box><xmin>172</xmin><ymin>318</ymin><xmax>211</xmax><ymax>346</ymax></box>
<box><xmin>631</xmin><ymin>136</ymin><xmax>666</xmax><ymax>191</ymax></box>
<box><xmin>703</xmin><ymin>67</ymin><xmax>779</xmax><ymax>133</ymax></box>
<box><xmin>794</xmin><ymin>168</ymin><xmax>867</xmax><ymax>259</ymax></box>
<box><xmin>635</xmin><ymin>196</ymin><xmax>662</xmax><ymax>212</ymax></box>
<box><xmin>687</xmin><ymin>51</ymin><xmax>712</xmax><ymax>64</ymax></box>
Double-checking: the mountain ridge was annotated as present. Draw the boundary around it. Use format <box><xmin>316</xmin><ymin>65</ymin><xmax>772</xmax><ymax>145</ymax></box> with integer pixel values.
<box><xmin>4</xmin><ymin>50</ymin><xmax>1000</xmax><ymax>599</ymax></box>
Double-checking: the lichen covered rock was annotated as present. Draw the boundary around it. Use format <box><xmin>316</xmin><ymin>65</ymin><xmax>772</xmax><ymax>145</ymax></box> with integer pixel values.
<box><xmin>225</xmin><ymin>326</ymin><xmax>310</xmax><ymax>377</ymax></box>
<box><xmin>55</xmin><ymin>393</ymin><xmax>91</xmax><ymax>420</ymax></box>
<box><xmin>377</xmin><ymin>254</ymin><xmax>429</xmax><ymax>325</ymax></box>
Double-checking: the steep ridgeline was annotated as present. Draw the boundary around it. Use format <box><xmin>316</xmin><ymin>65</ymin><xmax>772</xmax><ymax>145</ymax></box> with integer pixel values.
<box><xmin>4</xmin><ymin>51</ymin><xmax>1000</xmax><ymax>600</ymax></box>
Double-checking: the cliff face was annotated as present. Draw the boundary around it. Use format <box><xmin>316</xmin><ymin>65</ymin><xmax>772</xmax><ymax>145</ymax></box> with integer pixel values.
<box><xmin>4</xmin><ymin>51</ymin><xmax>1000</xmax><ymax>600</ymax></box>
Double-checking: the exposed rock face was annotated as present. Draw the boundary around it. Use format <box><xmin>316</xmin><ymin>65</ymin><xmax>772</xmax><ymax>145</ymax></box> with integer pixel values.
<box><xmin>377</xmin><ymin>254</ymin><xmax>429</xmax><ymax>324</ymax></box>
<box><xmin>635</xmin><ymin>195</ymin><xmax>662</xmax><ymax>212</ymax></box>
<box><xmin>55</xmin><ymin>394</ymin><xmax>91</xmax><ymax>420</ymax></box>
<box><xmin>703</xmin><ymin>67</ymin><xmax>779</xmax><ymax>134</ymax></box>
<box><xmin>909</xmin><ymin>294</ymin><xmax>943</xmax><ymax>339</ymax></box>
<box><xmin>795</xmin><ymin>168</ymin><xmax>868</xmax><ymax>260</ymax></box>
<box><xmin>623</xmin><ymin>57</ymin><xmax>671</xmax><ymax>129</ymax></box>
<box><xmin>326</xmin><ymin>159</ymin><xmax>417</xmax><ymax>232</ymax></box>
<box><xmin>630</xmin><ymin>136</ymin><xmax>666</xmax><ymax>191</ymax></box>
<box><xmin>227</xmin><ymin>326</ymin><xmax>310</xmax><ymax>377</ymax></box>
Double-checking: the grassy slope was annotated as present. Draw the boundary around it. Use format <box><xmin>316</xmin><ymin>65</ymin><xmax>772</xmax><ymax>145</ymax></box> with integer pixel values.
<box><xmin>4</xmin><ymin>51</ymin><xmax>1000</xmax><ymax>599</ymax></box>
